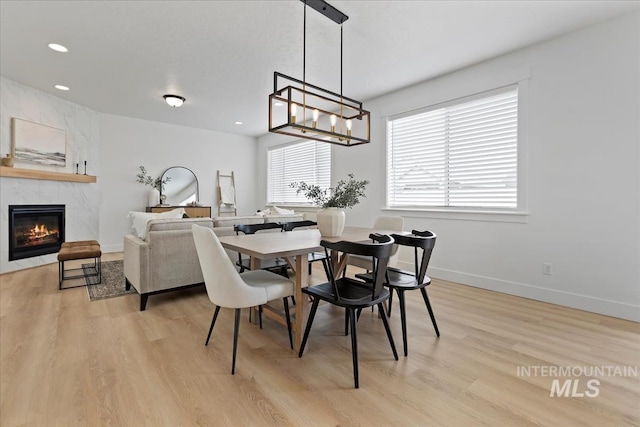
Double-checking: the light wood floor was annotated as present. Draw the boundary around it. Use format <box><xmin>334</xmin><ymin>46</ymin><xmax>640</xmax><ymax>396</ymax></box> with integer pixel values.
<box><xmin>1</xmin><ymin>253</ymin><xmax>639</xmax><ymax>426</ymax></box>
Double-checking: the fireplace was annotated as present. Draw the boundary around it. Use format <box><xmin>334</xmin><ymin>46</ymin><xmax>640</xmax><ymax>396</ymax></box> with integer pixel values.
<box><xmin>9</xmin><ymin>205</ymin><xmax>65</xmax><ymax>261</ymax></box>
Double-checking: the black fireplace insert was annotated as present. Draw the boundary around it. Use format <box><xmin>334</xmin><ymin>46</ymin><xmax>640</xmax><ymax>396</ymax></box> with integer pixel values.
<box><xmin>9</xmin><ymin>204</ymin><xmax>65</xmax><ymax>261</ymax></box>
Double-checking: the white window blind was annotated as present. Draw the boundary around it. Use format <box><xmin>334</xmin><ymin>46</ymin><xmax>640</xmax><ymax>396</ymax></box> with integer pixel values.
<box><xmin>387</xmin><ymin>86</ymin><xmax>519</xmax><ymax>209</ymax></box>
<box><xmin>268</xmin><ymin>140</ymin><xmax>331</xmax><ymax>205</ymax></box>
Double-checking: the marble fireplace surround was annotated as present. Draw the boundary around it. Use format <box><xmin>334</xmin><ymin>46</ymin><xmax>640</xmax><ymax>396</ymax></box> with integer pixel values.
<box><xmin>0</xmin><ymin>77</ymin><xmax>100</xmax><ymax>274</ymax></box>
<box><xmin>0</xmin><ymin>175</ymin><xmax>100</xmax><ymax>274</ymax></box>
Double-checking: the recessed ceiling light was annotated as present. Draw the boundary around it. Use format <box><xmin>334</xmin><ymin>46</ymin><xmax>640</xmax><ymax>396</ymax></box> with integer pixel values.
<box><xmin>48</xmin><ymin>43</ymin><xmax>68</xmax><ymax>53</ymax></box>
<box><xmin>54</xmin><ymin>85</ymin><xmax>69</xmax><ymax>91</ymax></box>
<box><xmin>274</xmin><ymin>102</ymin><xmax>284</xmax><ymax>107</ymax></box>
<box><xmin>234</xmin><ymin>121</ymin><xmax>243</xmax><ymax>125</ymax></box>
<box><xmin>163</xmin><ymin>94</ymin><xmax>185</xmax><ymax>107</ymax></box>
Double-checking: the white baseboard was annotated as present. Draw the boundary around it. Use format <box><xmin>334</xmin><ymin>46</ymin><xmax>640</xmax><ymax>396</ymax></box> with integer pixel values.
<box><xmin>101</xmin><ymin>243</ymin><xmax>123</xmax><ymax>253</ymax></box>
<box><xmin>400</xmin><ymin>263</ymin><xmax>639</xmax><ymax>322</ymax></box>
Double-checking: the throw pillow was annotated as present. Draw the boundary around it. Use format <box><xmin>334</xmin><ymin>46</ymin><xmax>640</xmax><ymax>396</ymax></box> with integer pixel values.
<box><xmin>128</xmin><ymin>208</ymin><xmax>185</xmax><ymax>239</ymax></box>
<box><xmin>273</xmin><ymin>206</ymin><xmax>295</xmax><ymax>215</ymax></box>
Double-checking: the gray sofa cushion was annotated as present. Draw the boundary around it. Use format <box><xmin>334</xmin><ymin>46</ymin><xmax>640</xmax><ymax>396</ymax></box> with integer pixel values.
<box><xmin>145</xmin><ymin>217</ymin><xmax>214</xmax><ymax>237</ymax></box>
<box><xmin>263</xmin><ymin>214</ymin><xmax>304</xmax><ymax>223</ymax></box>
<box><xmin>213</xmin><ymin>215</ymin><xmax>264</xmax><ymax>228</ymax></box>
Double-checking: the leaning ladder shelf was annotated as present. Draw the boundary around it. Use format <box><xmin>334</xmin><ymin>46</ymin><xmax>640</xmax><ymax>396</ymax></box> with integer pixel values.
<box><xmin>216</xmin><ymin>170</ymin><xmax>237</xmax><ymax>216</ymax></box>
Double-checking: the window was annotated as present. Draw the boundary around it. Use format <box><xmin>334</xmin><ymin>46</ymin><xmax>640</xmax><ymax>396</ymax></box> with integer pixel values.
<box><xmin>387</xmin><ymin>85</ymin><xmax>519</xmax><ymax>210</ymax></box>
<box><xmin>268</xmin><ymin>140</ymin><xmax>330</xmax><ymax>205</ymax></box>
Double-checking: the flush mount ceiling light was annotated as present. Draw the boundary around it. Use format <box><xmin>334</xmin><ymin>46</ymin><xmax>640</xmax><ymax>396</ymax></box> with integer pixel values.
<box><xmin>268</xmin><ymin>0</ymin><xmax>370</xmax><ymax>147</ymax></box>
<box><xmin>54</xmin><ymin>84</ymin><xmax>69</xmax><ymax>91</ymax></box>
<box><xmin>163</xmin><ymin>94</ymin><xmax>185</xmax><ymax>107</ymax></box>
<box><xmin>48</xmin><ymin>43</ymin><xmax>68</xmax><ymax>53</ymax></box>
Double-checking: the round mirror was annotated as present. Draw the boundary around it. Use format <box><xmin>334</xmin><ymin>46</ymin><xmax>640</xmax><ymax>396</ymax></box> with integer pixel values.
<box><xmin>160</xmin><ymin>166</ymin><xmax>199</xmax><ymax>205</ymax></box>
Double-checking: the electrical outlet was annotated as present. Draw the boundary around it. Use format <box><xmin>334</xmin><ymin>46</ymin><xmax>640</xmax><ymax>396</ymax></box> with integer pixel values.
<box><xmin>543</xmin><ymin>263</ymin><xmax>553</xmax><ymax>275</ymax></box>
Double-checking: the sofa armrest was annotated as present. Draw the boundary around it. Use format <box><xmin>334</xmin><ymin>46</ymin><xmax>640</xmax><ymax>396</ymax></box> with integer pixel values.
<box><xmin>144</xmin><ymin>229</ymin><xmax>205</xmax><ymax>292</ymax></box>
<box><xmin>123</xmin><ymin>234</ymin><xmax>150</xmax><ymax>293</ymax></box>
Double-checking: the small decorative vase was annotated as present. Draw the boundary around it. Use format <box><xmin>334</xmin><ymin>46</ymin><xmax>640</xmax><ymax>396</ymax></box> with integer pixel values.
<box><xmin>147</xmin><ymin>188</ymin><xmax>160</xmax><ymax>206</ymax></box>
<box><xmin>1</xmin><ymin>154</ymin><xmax>14</xmax><ymax>167</ymax></box>
<box><xmin>316</xmin><ymin>207</ymin><xmax>345</xmax><ymax>237</ymax></box>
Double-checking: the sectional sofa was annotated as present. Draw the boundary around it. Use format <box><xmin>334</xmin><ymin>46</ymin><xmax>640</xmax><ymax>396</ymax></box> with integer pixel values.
<box><xmin>123</xmin><ymin>213</ymin><xmax>304</xmax><ymax>310</ymax></box>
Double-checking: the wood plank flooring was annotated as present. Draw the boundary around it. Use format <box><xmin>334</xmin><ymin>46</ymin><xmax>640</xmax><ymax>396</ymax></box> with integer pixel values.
<box><xmin>1</xmin><ymin>253</ymin><xmax>639</xmax><ymax>426</ymax></box>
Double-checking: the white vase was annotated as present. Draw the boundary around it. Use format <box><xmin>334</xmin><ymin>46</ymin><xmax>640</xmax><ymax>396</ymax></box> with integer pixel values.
<box><xmin>316</xmin><ymin>207</ymin><xmax>345</xmax><ymax>237</ymax></box>
<box><xmin>147</xmin><ymin>188</ymin><xmax>160</xmax><ymax>206</ymax></box>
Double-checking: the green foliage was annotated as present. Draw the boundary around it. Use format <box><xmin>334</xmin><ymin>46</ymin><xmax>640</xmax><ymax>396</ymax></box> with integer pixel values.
<box><xmin>290</xmin><ymin>174</ymin><xmax>369</xmax><ymax>209</ymax></box>
<box><xmin>135</xmin><ymin>166</ymin><xmax>171</xmax><ymax>191</ymax></box>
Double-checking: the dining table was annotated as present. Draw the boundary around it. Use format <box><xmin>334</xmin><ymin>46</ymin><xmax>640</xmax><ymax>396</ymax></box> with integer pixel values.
<box><xmin>217</xmin><ymin>226</ymin><xmax>399</xmax><ymax>351</ymax></box>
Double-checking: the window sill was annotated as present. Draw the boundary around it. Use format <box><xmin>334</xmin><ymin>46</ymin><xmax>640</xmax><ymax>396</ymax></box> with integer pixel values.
<box><xmin>266</xmin><ymin>204</ymin><xmax>319</xmax><ymax>210</ymax></box>
<box><xmin>382</xmin><ymin>207</ymin><xmax>529</xmax><ymax>223</ymax></box>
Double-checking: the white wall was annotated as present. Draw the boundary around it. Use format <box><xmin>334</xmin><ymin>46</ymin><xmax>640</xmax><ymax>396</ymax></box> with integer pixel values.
<box><xmin>258</xmin><ymin>12</ymin><xmax>640</xmax><ymax>321</ymax></box>
<box><xmin>0</xmin><ymin>77</ymin><xmax>100</xmax><ymax>273</ymax></box>
<box><xmin>98</xmin><ymin>114</ymin><xmax>258</xmax><ymax>252</ymax></box>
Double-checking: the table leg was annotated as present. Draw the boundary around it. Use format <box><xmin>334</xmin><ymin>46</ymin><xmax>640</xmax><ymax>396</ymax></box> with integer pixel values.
<box><xmin>249</xmin><ymin>256</ymin><xmax>260</xmax><ymax>324</ymax></box>
<box><xmin>292</xmin><ymin>255</ymin><xmax>309</xmax><ymax>352</ymax></box>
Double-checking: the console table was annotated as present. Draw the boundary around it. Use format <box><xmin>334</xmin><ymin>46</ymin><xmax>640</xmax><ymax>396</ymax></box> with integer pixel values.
<box><xmin>147</xmin><ymin>206</ymin><xmax>212</xmax><ymax>218</ymax></box>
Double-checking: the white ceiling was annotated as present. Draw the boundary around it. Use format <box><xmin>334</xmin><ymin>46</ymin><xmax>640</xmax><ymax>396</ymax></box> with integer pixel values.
<box><xmin>1</xmin><ymin>1</ymin><xmax>637</xmax><ymax>138</ymax></box>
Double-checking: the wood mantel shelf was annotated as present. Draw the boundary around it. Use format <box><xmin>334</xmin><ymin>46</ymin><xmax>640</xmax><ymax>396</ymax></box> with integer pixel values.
<box><xmin>0</xmin><ymin>166</ymin><xmax>97</xmax><ymax>183</ymax></box>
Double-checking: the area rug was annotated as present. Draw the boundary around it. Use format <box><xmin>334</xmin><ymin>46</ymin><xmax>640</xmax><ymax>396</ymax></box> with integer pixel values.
<box><xmin>83</xmin><ymin>260</ymin><xmax>136</xmax><ymax>301</ymax></box>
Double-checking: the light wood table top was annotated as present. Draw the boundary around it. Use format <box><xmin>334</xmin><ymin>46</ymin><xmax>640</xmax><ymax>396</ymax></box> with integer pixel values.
<box><xmin>217</xmin><ymin>226</ymin><xmax>399</xmax><ymax>259</ymax></box>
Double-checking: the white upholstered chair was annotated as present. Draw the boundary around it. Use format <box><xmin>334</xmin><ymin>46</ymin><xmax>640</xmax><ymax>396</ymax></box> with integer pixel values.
<box><xmin>344</xmin><ymin>216</ymin><xmax>405</xmax><ymax>273</ymax></box>
<box><xmin>191</xmin><ymin>224</ymin><xmax>294</xmax><ymax>374</ymax></box>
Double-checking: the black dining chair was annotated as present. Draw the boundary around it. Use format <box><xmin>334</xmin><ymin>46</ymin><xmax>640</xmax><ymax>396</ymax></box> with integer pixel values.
<box><xmin>298</xmin><ymin>234</ymin><xmax>398</xmax><ymax>388</ymax></box>
<box><xmin>234</xmin><ymin>222</ymin><xmax>289</xmax><ymax>277</ymax></box>
<box><xmin>234</xmin><ymin>222</ymin><xmax>292</xmax><ymax>326</ymax></box>
<box><xmin>281</xmin><ymin>220</ymin><xmax>329</xmax><ymax>277</ymax></box>
<box><xmin>357</xmin><ymin>230</ymin><xmax>439</xmax><ymax>357</ymax></box>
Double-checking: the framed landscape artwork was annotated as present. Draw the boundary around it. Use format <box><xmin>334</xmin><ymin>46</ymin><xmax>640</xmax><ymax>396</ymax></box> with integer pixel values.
<box><xmin>12</xmin><ymin>118</ymin><xmax>66</xmax><ymax>166</ymax></box>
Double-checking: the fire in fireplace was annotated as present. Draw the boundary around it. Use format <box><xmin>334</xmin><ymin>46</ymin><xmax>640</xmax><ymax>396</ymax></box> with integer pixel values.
<box><xmin>9</xmin><ymin>205</ymin><xmax>65</xmax><ymax>261</ymax></box>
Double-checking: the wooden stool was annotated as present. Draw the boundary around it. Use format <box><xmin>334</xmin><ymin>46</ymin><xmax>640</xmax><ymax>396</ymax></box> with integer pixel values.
<box><xmin>58</xmin><ymin>240</ymin><xmax>102</xmax><ymax>290</ymax></box>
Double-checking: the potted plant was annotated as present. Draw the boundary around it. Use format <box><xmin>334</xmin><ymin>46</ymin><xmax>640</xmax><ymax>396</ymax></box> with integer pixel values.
<box><xmin>136</xmin><ymin>166</ymin><xmax>171</xmax><ymax>206</ymax></box>
<box><xmin>290</xmin><ymin>174</ymin><xmax>369</xmax><ymax>237</ymax></box>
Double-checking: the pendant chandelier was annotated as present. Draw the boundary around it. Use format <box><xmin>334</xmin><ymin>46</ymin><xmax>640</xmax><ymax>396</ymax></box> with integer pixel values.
<box><xmin>268</xmin><ymin>0</ymin><xmax>370</xmax><ymax>147</ymax></box>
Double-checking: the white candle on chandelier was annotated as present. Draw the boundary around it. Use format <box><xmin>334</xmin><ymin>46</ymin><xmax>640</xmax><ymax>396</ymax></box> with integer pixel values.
<box><xmin>291</xmin><ymin>103</ymin><xmax>297</xmax><ymax>123</ymax></box>
<box><xmin>346</xmin><ymin>119</ymin><xmax>352</xmax><ymax>137</ymax></box>
<box><xmin>330</xmin><ymin>114</ymin><xmax>337</xmax><ymax>132</ymax></box>
<box><xmin>312</xmin><ymin>109</ymin><xmax>319</xmax><ymax>128</ymax></box>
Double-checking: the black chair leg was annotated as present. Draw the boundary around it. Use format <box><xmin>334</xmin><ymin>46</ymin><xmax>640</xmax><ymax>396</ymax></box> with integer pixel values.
<box><xmin>205</xmin><ymin>305</ymin><xmax>221</xmax><ymax>346</ymax></box>
<box><xmin>298</xmin><ymin>297</ymin><xmax>320</xmax><ymax>357</ymax></box>
<box><xmin>344</xmin><ymin>309</ymin><xmax>349</xmax><ymax>336</ymax></box>
<box><xmin>398</xmin><ymin>290</ymin><xmax>408</xmax><ymax>356</ymax></box>
<box><xmin>420</xmin><ymin>287</ymin><xmax>440</xmax><ymax>337</ymax></box>
<box><xmin>231</xmin><ymin>308</ymin><xmax>241</xmax><ymax>375</ymax></box>
<box><xmin>283</xmin><ymin>297</ymin><xmax>293</xmax><ymax>350</ymax></box>
<box><xmin>349</xmin><ymin>308</ymin><xmax>359</xmax><ymax>389</ymax></box>
<box><xmin>290</xmin><ymin>295</ymin><xmax>296</xmax><ymax>306</ymax></box>
<box><xmin>388</xmin><ymin>289</ymin><xmax>394</xmax><ymax>317</ymax></box>
<box><xmin>345</xmin><ymin>308</ymin><xmax>363</xmax><ymax>335</ymax></box>
<box><xmin>378</xmin><ymin>302</ymin><xmax>399</xmax><ymax>361</ymax></box>
<box><xmin>259</xmin><ymin>305</ymin><xmax>263</xmax><ymax>329</ymax></box>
